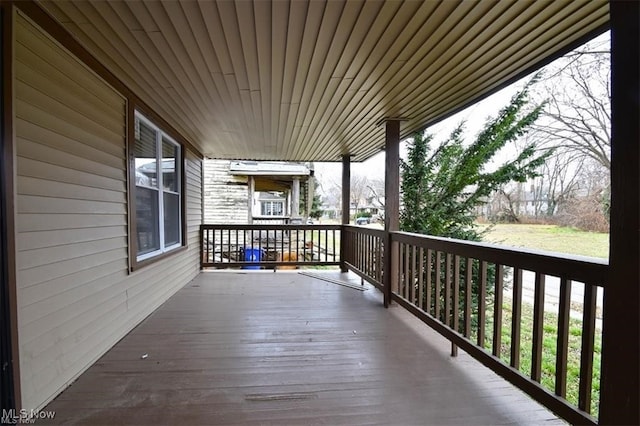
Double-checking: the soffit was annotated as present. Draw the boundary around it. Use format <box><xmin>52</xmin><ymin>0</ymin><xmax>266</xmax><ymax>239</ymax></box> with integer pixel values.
<box><xmin>37</xmin><ymin>0</ymin><xmax>609</xmax><ymax>162</ymax></box>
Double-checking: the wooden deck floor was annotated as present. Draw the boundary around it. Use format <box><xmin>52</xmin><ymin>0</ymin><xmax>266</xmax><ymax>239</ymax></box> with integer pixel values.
<box><xmin>41</xmin><ymin>271</ymin><xmax>564</xmax><ymax>425</ymax></box>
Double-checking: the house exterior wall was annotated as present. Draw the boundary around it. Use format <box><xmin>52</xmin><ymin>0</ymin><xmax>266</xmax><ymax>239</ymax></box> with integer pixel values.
<box><xmin>13</xmin><ymin>12</ymin><xmax>201</xmax><ymax>410</ymax></box>
<box><xmin>203</xmin><ymin>159</ymin><xmax>248</xmax><ymax>224</ymax></box>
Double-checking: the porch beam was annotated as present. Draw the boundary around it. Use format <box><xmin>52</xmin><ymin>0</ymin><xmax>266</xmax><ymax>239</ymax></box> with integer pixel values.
<box><xmin>340</xmin><ymin>155</ymin><xmax>350</xmax><ymax>272</ymax></box>
<box><xmin>599</xmin><ymin>1</ymin><xmax>639</xmax><ymax>424</ymax></box>
<box><xmin>383</xmin><ymin>119</ymin><xmax>401</xmax><ymax>308</ymax></box>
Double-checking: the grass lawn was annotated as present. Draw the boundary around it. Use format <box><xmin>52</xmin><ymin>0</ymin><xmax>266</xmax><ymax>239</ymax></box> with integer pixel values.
<box><xmin>482</xmin><ymin>298</ymin><xmax>602</xmax><ymax>419</ymax></box>
<box><xmin>480</xmin><ymin>224</ymin><xmax>609</xmax><ymax>259</ymax></box>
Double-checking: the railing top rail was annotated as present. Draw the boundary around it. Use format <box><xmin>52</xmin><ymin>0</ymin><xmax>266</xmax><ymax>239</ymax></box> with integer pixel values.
<box><xmin>202</xmin><ymin>223</ymin><xmax>341</xmax><ymax>230</ymax></box>
<box><xmin>392</xmin><ymin>231</ymin><xmax>608</xmax><ymax>285</ymax></box>
<box><xmin>342</xmin><ymin>225</ymin><xmax>386</xmax><ymax>237</ymax></box>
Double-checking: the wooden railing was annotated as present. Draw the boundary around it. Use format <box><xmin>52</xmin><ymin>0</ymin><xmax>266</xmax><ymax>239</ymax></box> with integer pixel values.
<box><xmin>201</xmin><ymin>224</ymin><xmax>340</xmax><ymax>269</ymax></box>
<box><xmin>341</xmin><ymin>225</ymin><xmax>385</xmax><ymax>290</ymax></box>
<box><xmin>201</xmin><ymin>224</ymin><xmax>608</xmax><ymax>424</ymax></box>
<box><xmin>389</xmin><ymin>232</ymin><xmax>607</xmax><ymax>425</ymax></box>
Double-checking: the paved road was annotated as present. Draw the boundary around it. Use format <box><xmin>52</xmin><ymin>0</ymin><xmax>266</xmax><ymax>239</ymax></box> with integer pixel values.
<box><xmin>512</xmin><ymin>271</ymin><xmax>603</xmax><ymax>329</ymax></box>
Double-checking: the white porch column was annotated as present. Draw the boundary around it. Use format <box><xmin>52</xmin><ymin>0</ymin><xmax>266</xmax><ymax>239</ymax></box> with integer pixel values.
<box><xmin>247</xmin><ymin>176</ymin><xmax>254</xmax><ymax>224</ymax></box>
<box><xmin>291</xmin><ymin>177</ymin><xmax>300</xmax><ymax>219</ymax></box>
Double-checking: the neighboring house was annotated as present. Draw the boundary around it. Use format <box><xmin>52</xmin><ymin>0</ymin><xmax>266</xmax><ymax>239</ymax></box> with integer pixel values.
<box><xmin>203</xmin><ymin>159</ymin><xmax>313</xmax><ymax>224</ymax></box>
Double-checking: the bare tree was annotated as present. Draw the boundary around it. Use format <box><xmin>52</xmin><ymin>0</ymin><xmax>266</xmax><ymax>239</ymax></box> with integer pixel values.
<box><xmin>539</xmin><ymin>150</ymin><xmax>585</xmax><ymax>216</ymax></box>
<box><xmin>350</xmin><ymin>174</ymin><xmax>370</xmax><ymax>216</ymax></box>
<box><xmin>366</xmin><ymin>178</ymin><xmax>385</xmax><ymax>209</ymax></box>
<box><xmin>532</xmin><ymin>38</ymin><xmax>611</xmax><ymax>171</ymax></box>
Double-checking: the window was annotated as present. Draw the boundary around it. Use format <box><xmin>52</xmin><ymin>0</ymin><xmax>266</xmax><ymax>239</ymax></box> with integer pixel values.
<box><xmin>133</xmin><ymin>112</ymin><xmax>182</xmax><ymax>261</ymax></box>
<box><xmin>260</xmin><ymin>200</ymin><xmax>284</xmax><ymax>216</ymax></box>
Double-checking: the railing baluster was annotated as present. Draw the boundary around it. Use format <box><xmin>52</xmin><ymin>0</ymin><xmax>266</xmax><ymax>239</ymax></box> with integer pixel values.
<box><xmin>410</xmin><ymin>245</ymin><xmax>417</xmax><ymax>304</ymax></box>
<box><xmin>418</xmin><ymin>247</ymin><xmax>424</xmax><ymax>310</ymax></box>
<box><xmin>404</xmin><ymin>243</ymin><xmax>410</xmax><ymax>299</ymax></box>
<box><xmin>434</xmin><ymin>251</ymin><xmax>442</xmax><ymax>320</ymax></box>
<box><xmin>579</xmin><ymin>283</ymin><xmax>597</xmax><ymax>414</ymax></box>
<box><xmin>493</xmin><ymin>264</ymin><xmax>504</xmax><ymax>358</ymax></box>
<box><xmin>478</xmin><ymin>261</ymin><xmax>487</xmax><ymax>348</ymax></box>
<box><xmin>464</xmin><ymin>258</ymin><xmax>472</xmax><ymax>338</ymax></box>
<box><xmin>510</xmin><ymin>267</ymin><xmax>523</xmax><ymax>369</ymax></box>
<box><xmin>444</xmin><ymin>253</ymin><xmax>452</xmax><ymax>326</ymax></box>
<box><xmin>555</xmin><ymin>277</ymin><xmax>571</xmax><ymax>397</ymax></box>
<box><xmin>426</xmin><ymin>249</ymin><xmax>433</xmax><ymax>315</ymax></box>
<box><xmin>531</xmin><ymin>272</ymin><xmax>546</xmax><ymax>382</ymax></box>
<box><xmin>452</xmin><ymin>255</ymin><xmax>460</xmax><ymax>356</ymax></box>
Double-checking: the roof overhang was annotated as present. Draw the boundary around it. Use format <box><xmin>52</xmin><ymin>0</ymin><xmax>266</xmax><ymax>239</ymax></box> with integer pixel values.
<box><xmin>37</xmin><ymin>0</ymin><xmax>609</xmax><ymax>162</ymax></box>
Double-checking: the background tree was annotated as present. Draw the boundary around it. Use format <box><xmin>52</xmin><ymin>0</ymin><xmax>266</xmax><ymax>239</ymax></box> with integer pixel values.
<box><xmin>401</xmin><ymin>83</ymin><xmax>551</xmax><ymax>330</ymax></box>
<box><xmin>350</xmin><ymin>174</ymin><xmax>370</xmax><ymax>218</ymax></box>
<box><xmin>401</xmin><ymin>83</ymin><xmax>551</xmax><ymax>241</ymax></box>
<box><xmin>529</xmin><ymin>37</ymin><xmax>611</xmax><ymax>230</ymax></box>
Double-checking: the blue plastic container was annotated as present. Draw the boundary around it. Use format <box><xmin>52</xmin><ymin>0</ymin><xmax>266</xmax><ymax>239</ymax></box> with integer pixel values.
<box><xmin>242</xmin><ymin>247</ymin><xmax>263</xmax><ymax>269</ymax></box>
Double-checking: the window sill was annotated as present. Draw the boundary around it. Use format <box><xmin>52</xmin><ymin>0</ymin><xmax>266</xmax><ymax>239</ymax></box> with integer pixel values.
<box><xmin>130</xmin><ymin>244</ymin><xmax>188</xmax><ymax>273</ymax></box>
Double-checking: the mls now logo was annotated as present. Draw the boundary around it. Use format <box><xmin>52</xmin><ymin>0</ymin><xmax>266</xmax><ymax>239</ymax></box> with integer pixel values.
<box><xmin>1</xmin><ymin>409</ymin><xmax>56</xmax><ymax>424</ymax></box>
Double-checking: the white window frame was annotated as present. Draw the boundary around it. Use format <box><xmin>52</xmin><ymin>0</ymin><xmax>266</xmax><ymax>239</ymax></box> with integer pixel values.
<box><xmin>260</xmin><ymin>200</ymin><xmax>285</xmax><ymax>217</ymax></box>
<box><xmin>134</xmin><ymin>111</ymin><xmax>182</xmax><ymax>262</ymax></box>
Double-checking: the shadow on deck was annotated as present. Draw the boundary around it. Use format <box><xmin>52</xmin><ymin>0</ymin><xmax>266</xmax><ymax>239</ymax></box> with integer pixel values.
<box><xmin>42</xmin><ymin>271</ymin><xmax>564</xmax><ymax>425</ymax></box>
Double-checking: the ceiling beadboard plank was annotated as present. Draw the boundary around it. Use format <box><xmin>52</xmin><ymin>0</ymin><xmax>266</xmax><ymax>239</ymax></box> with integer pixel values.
<box><xmin>235</xmin><ymin>1</ymin><xmax>264</xmax><ymax>150</ymax></box>
<box><xmin>93</xmin><ymin>1</ymin><xmax>207</xmax><ymax>144</ymax></box>
<box><xmin>293</xmin><ymin>0</ymin><xmax>365</xmax><ymax>160</ymax></box>
<box><xmin>310</xmin><ymin>0</ymin><xmax>457</xmax><ymax>159</ymax></box>
<box><xmin>254</xmin><ymin>0</ymin><xmax>273</xmax><ymax>152</ymax></box>
<box><xmin>304</xmin><ymin>0</ymin><xmax>423</xmax><ymax>161</ymax></box>
<box><xmin>36</xmin><ymin>0</ymin><xmax>609</xmax><ymax>162</ymax></box>
<box><xmin>401</xmin><ymin>1</ymin><xmax>600</xmax><ymax>135</ymax></box>
<box><xmin>288</xmin><ymin>1</ymin><xmax>345</xmax><ymax>159</ymax></box>
<box><xmin>50</xmin><ymin>0</ymin><xmax>203</xmax><ymax>148</ymax></box>
<box><xmin>270</xmin><ymin>0</ymin><xmax>288</xmax><ymax>149</ymax></box>
<box><xmin>217</xmin><ymin>0</ymin><xmax>255</xmax><ymax>145</ymax></box>
<box><xmin>325</xmin><ymin>1</ymin><xmax>475</xmax><ymax>149</ymax></box>
<box><xmin>277</xmin><ymin>0</ymin><xmax>307</xmax><ymax>152</ymax></box>
<box><xmin>180</xmin><ymin>2</ymin><xmax>242</xmax><ymax>139</ymax></box>
<box><xmin>145</xmin><ymin>3</ymin><xmax>213</xmax><ymax>120</ymax></box>
<box><xmin>281</xmin><ymin>0</ymin><xmax>327</xmax><ymax>159</ymax></box>
<box><xmin>197</xmin><ymin>0</ymin><xmax>248</xmax><ymax>155</ymax></box>
<box><xmin>392</xmin><ymin>1</ymin><xmax>555</xmax><ymax>121</ymax></box>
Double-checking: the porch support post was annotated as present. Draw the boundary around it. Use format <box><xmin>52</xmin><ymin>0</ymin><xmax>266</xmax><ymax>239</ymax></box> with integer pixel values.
<box><xmin>247</xmin><ymin>176</ymin><xmax>254</xmax><ymax>224</ymax></box>
<box><xmin>306</xmin><ymin>174</ymin><xmax>314</xmax><ymax>219</ymax></box>
<box><xmin>599</xmin><ymin>2</ymin><xmax>639</xmax><ymax>424</ymax></box>
<box><xmin>340</xmin><ymin>155</ymin><xmax>350</xmax><ymax>272</ymax></box>
<box><xmin>1</xmin><ymin>3</ymin><xmax>19</xmax><ymax>411</ymax></box>
<box><xmin>383</xmin><ymin>120</ymin><xmax>400</xmax><ymax>308</ymax></box>
<box><xmin>291</xmin><ymin>177</ymin><xmax>300</xmax><ymax>219</ymax></box>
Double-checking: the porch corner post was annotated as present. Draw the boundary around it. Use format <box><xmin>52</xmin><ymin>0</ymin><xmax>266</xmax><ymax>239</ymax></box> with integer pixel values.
<box><xmin>383</xmin><ymin>120</ymin><xmax>400</xmax><ymax>308</ymax></box>
<box><xmin>340</xmin><ymin>155</ymin><xmax>351</xmax><ymax>272</ymax></box>
<box><xmin>599</xmin><ymin>2</ymin><xmax>639</xmax><ymax>424</ymax></box>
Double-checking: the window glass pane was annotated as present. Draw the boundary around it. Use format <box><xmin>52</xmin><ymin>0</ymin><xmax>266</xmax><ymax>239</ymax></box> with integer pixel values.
<box><xmin>161</xmin><ymin>137</ymin><xmax>178</xmax><ymax>192</ymax></box>
<box><xmin>274</xmin><ymin>202</ymin><xmax>283</xmax><ymax>216</ymax></box>
<box><xmin>134</xmin><ymin>119</ymin><xmax>158</xmax><ymax>188</ymax></box>
<box><xmin>164</xmin><ymin>192</ymin><xmax>180</xmax><ymax>246</ymax></box>
<box><xmin>136</xmin><ymin>186</ymin><xmax>160</xmax><ymax>255</ymax></box>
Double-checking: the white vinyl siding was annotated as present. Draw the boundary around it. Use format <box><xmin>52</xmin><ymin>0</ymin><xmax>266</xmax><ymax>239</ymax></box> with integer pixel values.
<box><xmin>14</xmin><ymin>12</ymin><xmax>201</xmax><ymax>411</ymax></box>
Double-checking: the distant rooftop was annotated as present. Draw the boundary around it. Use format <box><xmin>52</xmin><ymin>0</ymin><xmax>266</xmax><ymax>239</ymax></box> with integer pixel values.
<box><xmin>229</xmin><ymin>161</ymin><xmax>310</xmax><ymax>176</ymax></box>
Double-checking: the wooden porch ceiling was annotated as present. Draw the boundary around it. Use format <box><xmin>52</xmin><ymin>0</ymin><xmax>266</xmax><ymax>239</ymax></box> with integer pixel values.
<box><xmin>38</xmin><ymin>0</ymin><xmax>608</xmax><ymax>162</ymax></box>
<box><xmin>41</xmin><ymin>271</ymin><xmax>563</xmax><ymax>425</ymax></box>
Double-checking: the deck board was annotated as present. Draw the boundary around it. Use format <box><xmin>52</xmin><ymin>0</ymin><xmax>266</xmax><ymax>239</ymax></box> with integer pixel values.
<box><xmin>41</xmin><ymin>271</ymin><xmax>564</xmax><ymax>425</ymax></box>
